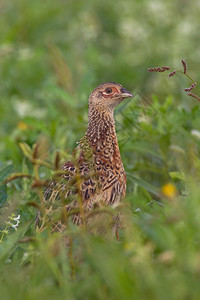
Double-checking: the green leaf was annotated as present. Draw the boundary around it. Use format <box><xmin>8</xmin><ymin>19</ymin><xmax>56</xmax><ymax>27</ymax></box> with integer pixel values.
<box><xmin>0</xmin><ymin>185</ymin><xmax>8</xmax><ymax>207</ymax></box>
<box><xmin>129</xmin><ymin>141</ymin><xmax>162</xmax><ymax>159</ymax></box>
<box><xmin>0</xmin><ymin>164</ymin><xmax>14</xmax><ymax>182</ymax></box>
<box><xmin>169</xmin><ymin>172</ymin><xmax>186</xmax><ymax>181</ymax></box>
<box><xmin>19</xmin><ymin>143</ymin><xmax>33</xmax><ymax>159</ymax></box>
<box><xmin>127</xmin><ymin>172</ymin><xmax>160</xmax><ymax>197</ymax></box>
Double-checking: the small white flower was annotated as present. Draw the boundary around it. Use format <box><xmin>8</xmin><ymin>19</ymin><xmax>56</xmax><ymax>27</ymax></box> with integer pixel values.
<box><xmin>13</xmin><ymin>215</ymin><xmax>20</xmax><ymax>221</ymax></box>
<box><xmin>135</xmin><ymin>208</ymin><xmax>141</xmax><ymax>212</ymax></box>
<box><xmin>7</xmin><ymin>214</ymin><xmax>20</xmax><ymax>231</ymax></box>
<box><xmin>12</xmin><ymin>224</ymin><xmax>19</xmax><ymax>231</ymax></box>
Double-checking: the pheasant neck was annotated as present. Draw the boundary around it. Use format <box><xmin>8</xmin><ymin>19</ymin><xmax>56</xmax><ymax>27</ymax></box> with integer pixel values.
<box><xmin>86</xmin><ymin>106</ymin><xmax>117</xmax><ymax>141</ymax></box>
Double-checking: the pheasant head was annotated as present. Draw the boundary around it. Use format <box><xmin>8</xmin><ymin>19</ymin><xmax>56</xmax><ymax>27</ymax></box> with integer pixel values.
<box><xmin>88</xmin><ymin>82</ymin><xmax>133</xmax><ymax>111</ymax></box>
<box><xmin>87</xmin><ymin>82</ymin><xmax>133</xmax><ymax>140</ymax></box>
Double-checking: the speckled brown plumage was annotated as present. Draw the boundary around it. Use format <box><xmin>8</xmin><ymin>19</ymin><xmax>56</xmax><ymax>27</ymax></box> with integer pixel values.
<box><xmin>36</xmin><ymin>82</ymin><xmax>133</xmax><ymax>236</ymax></box>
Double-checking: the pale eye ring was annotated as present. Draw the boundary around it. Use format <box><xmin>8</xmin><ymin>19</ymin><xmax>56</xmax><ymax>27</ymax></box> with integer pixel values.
<box><xmin>105</xmin><ymin>88</ymin><xmax>113</xmax><ymax>94</ymax></box>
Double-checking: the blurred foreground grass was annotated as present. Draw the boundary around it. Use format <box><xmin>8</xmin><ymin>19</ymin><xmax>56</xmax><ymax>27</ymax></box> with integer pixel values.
<box><xmin>1</xmin><ymin>0</ymin><xmax>200</xmax><ymax>299</ymax></box>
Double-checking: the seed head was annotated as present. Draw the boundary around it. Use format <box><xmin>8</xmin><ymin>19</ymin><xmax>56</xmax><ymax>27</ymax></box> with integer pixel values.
<box><xmin>169</xmin><ymin>71</ymin><xmax>176</xmax><ymax>78</ymax></box>
<box><xmin>181</xmin><ymin>59</ymin><xmax>187</xmax><ymax>74</ymax></box>
<box><xmin>148</xmin><ymin>66</ymin><xmax>170</xmax><ymax>73</ymax></box>
<box><xmin>184</xmin><ymin>83</ymin><xmax>196</xmax><ymax>92</ymax></box>
<box><xmin>161</xmin><ymin>66</ymin><xmax>170</xmax><ymax>71</ymax></box>
<box><xmin>188</xmin><ymin>93</ymin><xmax>200</xmax><ymax>102</ymax></box>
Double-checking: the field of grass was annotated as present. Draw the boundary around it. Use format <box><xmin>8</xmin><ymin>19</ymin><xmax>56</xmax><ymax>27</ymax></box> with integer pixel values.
<box><xmin>1</xmin><ymin>0</ymin><xmax>200</xmax><ymax>299</ymax></box>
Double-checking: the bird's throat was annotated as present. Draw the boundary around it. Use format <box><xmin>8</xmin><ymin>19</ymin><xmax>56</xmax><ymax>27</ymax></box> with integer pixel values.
<box><xmin>86</xmin><ymin>107</ymin><xmax>116</xmax><ymax>142</ymax></box>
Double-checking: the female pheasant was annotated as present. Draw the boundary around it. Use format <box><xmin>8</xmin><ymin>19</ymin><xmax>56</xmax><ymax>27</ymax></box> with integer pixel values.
<box><xmin>36</xmin><ymin>82</ymin><xmax>133</xmax><ymax>235</ymax></box>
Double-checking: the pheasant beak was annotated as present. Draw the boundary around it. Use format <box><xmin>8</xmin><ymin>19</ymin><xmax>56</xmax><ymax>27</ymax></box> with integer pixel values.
<box><xmin>121</xmin><ymin>88</ymin><xmax>133</xmax><ymax>98</ymax></box>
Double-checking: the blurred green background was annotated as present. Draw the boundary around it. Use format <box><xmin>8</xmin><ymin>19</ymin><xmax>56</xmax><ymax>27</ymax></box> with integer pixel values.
<box><xmin>1</xmin><ymin>1</ymin><xmax>200</xmax><ymax>299</ymax></box>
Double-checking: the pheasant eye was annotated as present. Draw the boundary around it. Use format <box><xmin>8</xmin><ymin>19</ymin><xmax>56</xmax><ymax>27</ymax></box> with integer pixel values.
<box><xmin>105</xmin><ymin>88</ymin><xmax>112</xmax><ymax>94</ymax></box>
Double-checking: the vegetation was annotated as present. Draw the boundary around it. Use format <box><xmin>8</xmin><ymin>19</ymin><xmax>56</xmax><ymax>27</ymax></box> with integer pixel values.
<box><xmin>1</xmin><ymin>0</ymin><xmax>200</xmax><ymax>299</ymax></box>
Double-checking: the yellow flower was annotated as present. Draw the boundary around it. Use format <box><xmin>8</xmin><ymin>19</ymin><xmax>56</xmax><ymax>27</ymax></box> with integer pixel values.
<box><xmin>161</xmin><ymin>183</ymin><xmax>177</xmax><ymax>199</ymax></box>
<box><xmin>124</xmin><ymin>242</ymin><xmax>134</xmax><ymax>251</ymax></box>
<box><xmin>17</xmin><ymin>121</ymin><xmax>28</xmax><ymax>130</ymax></box>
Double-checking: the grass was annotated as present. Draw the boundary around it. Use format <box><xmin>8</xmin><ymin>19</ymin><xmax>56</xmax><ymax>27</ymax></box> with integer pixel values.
<box><xmin>1</xmin><ymin>0</ymin><xmax>200</xmax><ymax>299</ymax></box>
